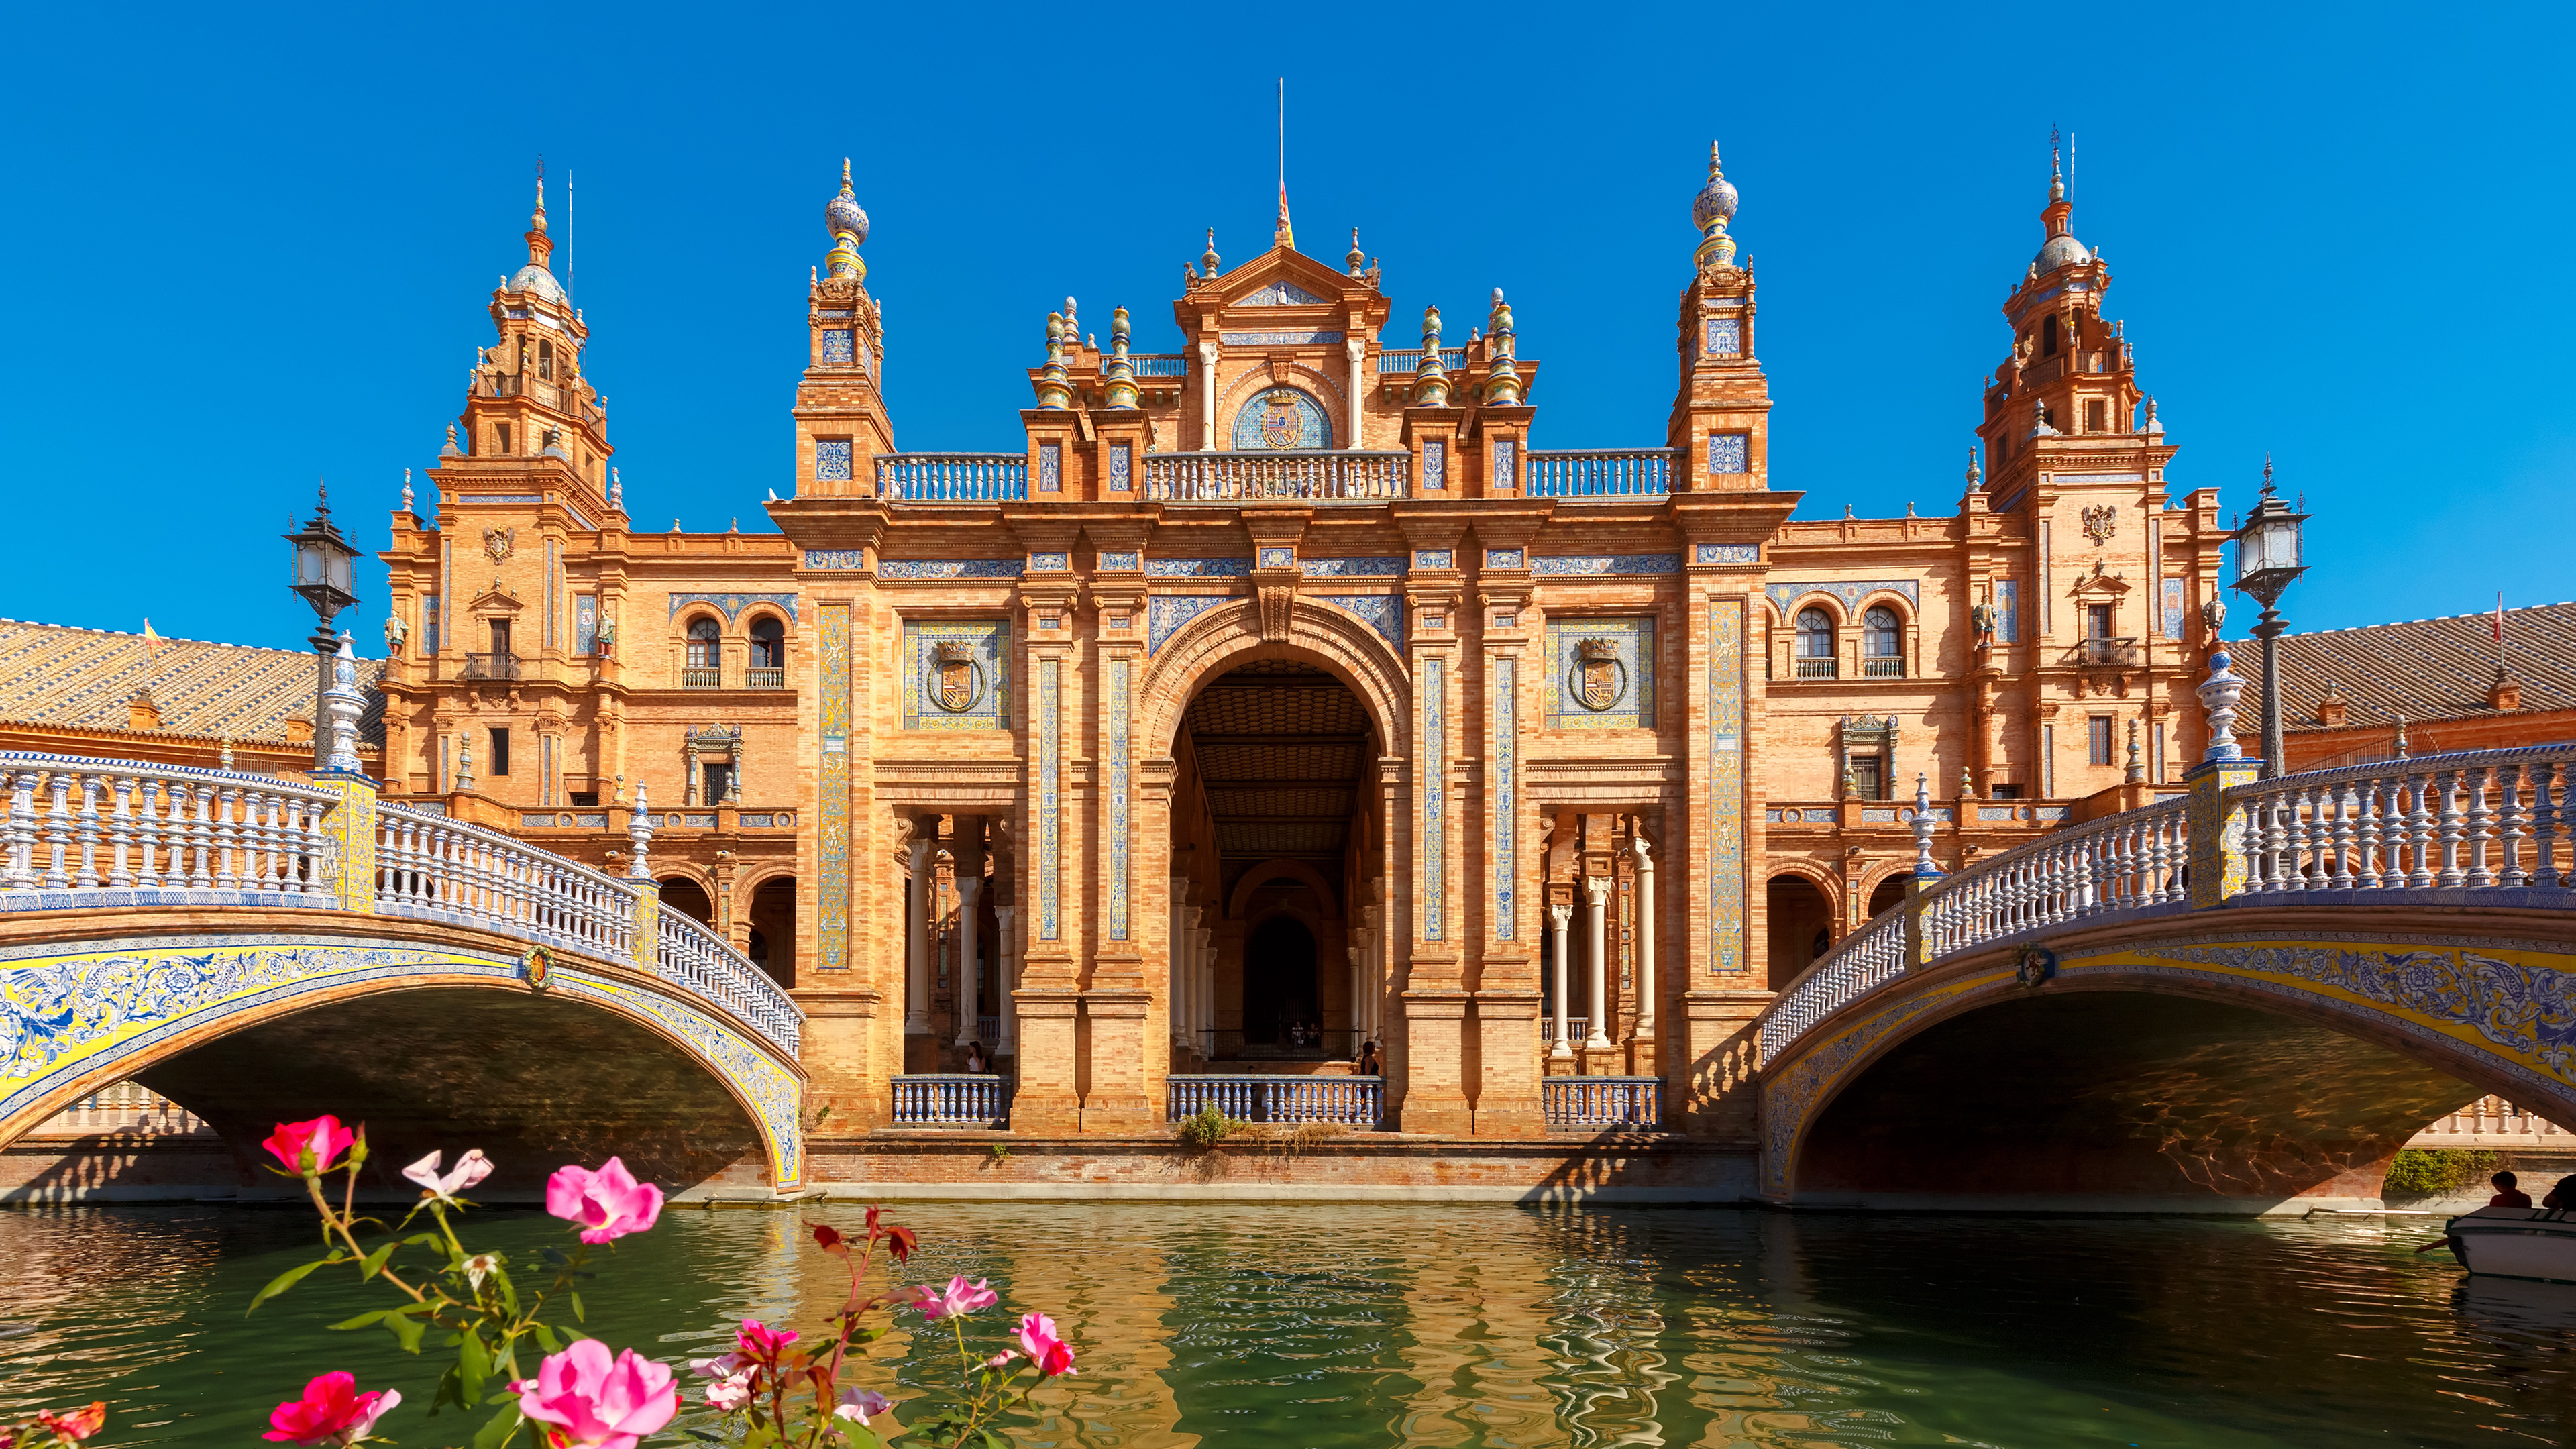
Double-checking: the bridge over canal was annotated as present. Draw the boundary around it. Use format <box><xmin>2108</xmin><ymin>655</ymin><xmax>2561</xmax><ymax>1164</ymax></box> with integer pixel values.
<box><xmin>0</xmin><ymin>755</ymin><xmax>805</xmax><ymax>1196</ymax></box>
<box><xmin>1756</xmin><ymin>743</ymin><xmax>2576</xmax><ymax>1212</ymax></box>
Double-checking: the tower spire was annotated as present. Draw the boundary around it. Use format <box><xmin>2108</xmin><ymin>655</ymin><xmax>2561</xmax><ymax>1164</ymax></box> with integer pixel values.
<box><xmin>525</xmin><ymin>157</ymin><xmax>553</xmax><ymax>270</ymax></box>
<box><xmin>1690</xmin><ymin>140</ymin><xmax>1740</xmax><ymax>272</ymax></box>
<box><xmin>824</xmin><ymin>158</ymin><xmax>869</xmax><ymax>282</ymax></box>
<box><xmin>1273</xmin><ymin>78</ymin><xmax>1295</xmax><ymax>252</ymax></box>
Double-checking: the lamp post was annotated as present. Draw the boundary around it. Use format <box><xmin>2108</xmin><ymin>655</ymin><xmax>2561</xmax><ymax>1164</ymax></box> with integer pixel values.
<box><xmin>285</xmin><ymin>482</ymin><xmax>360</xmax><ymax>769</ymax></box>
<box><xmin>2226</xmin><ymin>457</ymin><xmax>2308</xmax><ymax>780</ymax></box>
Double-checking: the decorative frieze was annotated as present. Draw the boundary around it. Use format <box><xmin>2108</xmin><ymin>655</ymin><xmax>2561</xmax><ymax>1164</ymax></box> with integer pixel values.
<box><xmin>667</xmin><ymin>592</ymin><xmax>800</xmax><ymax>621</ymax></box>
<box><xmin>818</xmin><ymin>602</ymin><xmax>851</xmax><ymax>973</ymax></box>
<box><xmin>1321</xmin><ymin>595</ymin><xmax>1404</xmax><ymax>654</ymax></box>
<box><xmin>1533</xmin><ymin>554</ymin><xmax>1682</xmax><ymax>576</ymax></box>
<box><xmin>1147</xmin><ymin>557</ymin><xmax>1251</xmax><ymax>578</ymax></box>
<box><xmin>1147</xmin><ymin>596</ymin><xmax>1226</xmax><ymax>654</ymax></box>
<box><xmin>879</xmin><ymin>559</ymin><xmax>1025</xmax><ymax>580</ymax></box>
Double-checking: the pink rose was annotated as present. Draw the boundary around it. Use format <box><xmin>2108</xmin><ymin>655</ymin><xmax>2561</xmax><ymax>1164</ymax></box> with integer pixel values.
<box><xmin>263</xmin><ymin>1117</ymin><xmax>356</xmax><ymax>1174</ymax></box>
<box><xmin>833</xmin><ymin>1389</ymin><xmax>891</xmax><ymax>1426</ymax></box>
<box><xmin>687</xmin><ymin>1353</ymin><xmax>744</xmax><ymax>1379</ymax></box>
<box><xmin>735</xmin><ymin>1318</ymin><xmax>799</xmax><ymax>1360</ymax></box>
<box><xmin>1017</xmin><ymin>1313</ymin><xmax>1077</xmax><ymax>1378</ymax></box>
<box><xmin>515</xmin><ymin>1340</ymin><xmax>678</xmax><ymax>1449</ymax></box>
<box><xmin>401</xmin><ymin>1148</ymin><xmax>493</xmax><ymax>1205</ymax></box>
<box><xmin>703</xmin><ymin>1374</ymin><xmax>752</xmax><ymax>1413</ymax></box>
<box><xmin>264</xmin><ymin>1373</ymin><xmax>400</xmax><ymax>1445</ymax></box>
<box><xmin>545</xmin><ymin>1157</ymin><xmax>664</xmax><ymax>1244</ymax></box>
<box><xmin>914</xmin><ymin>1275</ymin><xmax>998</xmax><ymax>1321</ymax></box>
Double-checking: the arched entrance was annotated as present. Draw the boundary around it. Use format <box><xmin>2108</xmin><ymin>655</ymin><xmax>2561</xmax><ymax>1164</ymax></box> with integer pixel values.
<box><xmin>1767</xmin><ymin>874</ymin><xmax>1834</xmax><ymax>990</ymax></box>
<box><xmin>659</xmin><ymin>876</ymin><xmax>714</xmax><ymax>926</ymax></box>
<box><xmin>1142</xmin><ymin>599</ymin><xmax>1411</xmax><ymax>1083</ymax></box>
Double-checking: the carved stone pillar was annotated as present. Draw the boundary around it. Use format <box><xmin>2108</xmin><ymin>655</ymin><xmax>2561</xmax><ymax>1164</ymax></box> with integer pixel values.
<box><xmin>1585</xmin><ymin>876</ymin><xmax>1613</xmax><ymax>1049</ymax></box>
<box><xmin>1547</xmin><ymin>902</ymin><xmax>1573</xmax><ymax>1062</ymax></box>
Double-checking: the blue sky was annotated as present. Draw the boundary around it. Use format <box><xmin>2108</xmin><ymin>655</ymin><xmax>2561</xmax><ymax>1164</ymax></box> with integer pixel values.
<box><xmin>3</xmin><ymin>2</ymin><xmax>2569</xmax><ymax>654</ymax></box>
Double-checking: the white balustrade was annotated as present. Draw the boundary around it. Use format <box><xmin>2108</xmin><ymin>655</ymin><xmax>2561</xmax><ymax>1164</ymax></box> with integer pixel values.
<box><xmin>376</xmin><ymin>802</ymin><xmax>639</xmax><ymax>961</ymax></box>
<box><xmin>1760</xmin><ymin>798</ymin><xmax>2189</xmax><ymax>1061</ymax></box>
<box><xmin>2410</xmin><ymin>1094</ymin><xmax>2569</xmax><ymax>1146</ymax></box>
<box><xmin>0</xmin><ymin>754</ymin><xmax>337</xmax><ymax>905</ymax></box>
<box><xmin>890</xmin><ymin>1074</ymin><xmax>1012</xmax><ymax>1127</ymax></box>
<box><xmin>1143</xmin><ymin>450</ymin><xmax>1409</xmax><ymax>504</ymax></box>
<box><xmin>1542</xmin><ymin>1077</ymin><xmax>1664</xmax><ymax>1130</ymax></box>
<box><xmin>1165</xmin><ymin>1074</ymin><xmax>1384</xmax><ymax>1127</ymax></box>
<box><xmin>655</xmin><ymin>904</ymin><xmax>803</xmax><ymax>1053</ymax></box>
<box><xmin>2225</xmin><ymin>745</ymin><xmax>2576</xmax><ymax>896</ymax></box>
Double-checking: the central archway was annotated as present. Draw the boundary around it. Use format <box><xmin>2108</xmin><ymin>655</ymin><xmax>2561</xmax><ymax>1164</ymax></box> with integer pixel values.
<box><xmin>1244</xmin><ymin>916</ymin><xmax>1320</xmax><ymax>1045</ymax></box>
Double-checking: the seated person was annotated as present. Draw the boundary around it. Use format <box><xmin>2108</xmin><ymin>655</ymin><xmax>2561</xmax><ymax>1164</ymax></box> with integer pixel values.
<box><xmin>2491</xmin><ymin>1170</ymin><xmax>2534</xmax><ymax>1208</ymax></box>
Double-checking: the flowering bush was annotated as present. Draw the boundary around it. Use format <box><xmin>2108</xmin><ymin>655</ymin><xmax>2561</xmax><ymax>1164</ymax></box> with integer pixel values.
<box><xmin>153</xmin><ymin>1113</ymin><xmax>1077</xmax><ymax>1449</ymax></box>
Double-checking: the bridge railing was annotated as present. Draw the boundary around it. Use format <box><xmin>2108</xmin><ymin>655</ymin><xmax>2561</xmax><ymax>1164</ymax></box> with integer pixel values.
<box><xmin>377</xmin><ymin>803</ymin><xmax>639</xmax><ymax>960</ymax></box>
<box><xmin>0</xmin><ymin>755</ymin><xmax>339</xmax><ymax>904</ymax></box>
<box><xmin>890</xmin><ymin>1074</ymin><xmax>1011</xmax><ymax>1128</ymax></box>
<box><xmin>1756</xmin><ymin>741</ymin><xmax>2576</xmax><ymax>1065</ymax></box>
<box><xmin>656</xmin><ymin>904</ymin><xmax>801</xmax><ymax>1053</ymax></box>
<box><xmin>2224</xmin><ymin>743</ymin><xmax>2575</xmax><ymax>895</ymax></box>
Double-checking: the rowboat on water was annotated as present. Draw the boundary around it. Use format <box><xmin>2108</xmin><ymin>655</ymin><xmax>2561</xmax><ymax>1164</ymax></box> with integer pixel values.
<box><xmin>2445</xmin><ymin>1208</ymin><xmax>2576</xmax><ymax>1283</ymax></box>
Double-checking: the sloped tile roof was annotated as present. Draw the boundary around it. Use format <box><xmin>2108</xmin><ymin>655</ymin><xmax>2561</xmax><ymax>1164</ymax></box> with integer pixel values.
<box><xmin>0</xmin><ymin>619</ymin><xmax>387</xmax><ymax>745</ymax></box>
<box><xmin>2237</xmin><ymin>601</ymin><xmax>2576</xmax><ymax>733</ymax></box>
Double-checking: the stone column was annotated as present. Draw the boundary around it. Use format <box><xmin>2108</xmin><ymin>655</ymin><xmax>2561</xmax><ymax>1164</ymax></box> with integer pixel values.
<box><xmin>952</xmin><ymin>869</ymin><xmax>983</xmax><ymax>1049</ymax></box>
<box><xmin>904</xmin><ymin>823</ymin><xmax>933</xmax><ymax>1036</ymax></box>
<box><xmin>1195</xmin><ymin>926</ymin><xmax>1214</xmax><ymax>1040</ymax></box>
<box><xmin>1585</xmin><ymin>877</ymin><xmax>1613</xmax><ymax>1050</ymax></box>
<box><xmin>1547</xmin><ymin>903</ymin><xmax>1573</xmax><ymax>1061</ymax></box>
<box><xmin>1168</xmin><ymin>879</ymin><xmax>1190</xmax><ymax>1053</ymax></box>
<box><xmin>1629</xmin><ymin>828</ymin><xmax>1658</xmax><ymax>1046</ymax></box>
<box><xmin>1347</xmin><ymin>946</ymin><xmax>1364</xmax><ymax>1040</ymax></box>
<box><xmin>994</xmin><ymin>902</ymin><xmax>1018</xmax><ymax>1058</ymax></box>
<box><xmin>1197</xmin><ymin>341</ymin><xmax>1219</xmax><ymax>451</ymax></box>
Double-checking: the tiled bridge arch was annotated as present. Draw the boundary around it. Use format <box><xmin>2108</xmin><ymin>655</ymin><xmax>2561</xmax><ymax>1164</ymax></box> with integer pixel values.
<box><xmin>0</xmin><ymin>755</ymin><xmax>805</xmax><ymax>1193</ymax></box>
<box><xmin>1757</xmin><ymin>747</ymin><xmax>2576</xmax><ymax>1211</ymax></box>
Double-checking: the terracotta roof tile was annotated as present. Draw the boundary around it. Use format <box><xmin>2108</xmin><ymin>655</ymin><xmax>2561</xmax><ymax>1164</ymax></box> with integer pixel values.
<box><xmin>0</xmin><ymin>619</ymin><xmax>387</xmax><ymax>745</ymax></box>
<box><xmin>2235</xmin><ymin>601</ymin><xmax>2576</xmax><ymax>733</ymax></box>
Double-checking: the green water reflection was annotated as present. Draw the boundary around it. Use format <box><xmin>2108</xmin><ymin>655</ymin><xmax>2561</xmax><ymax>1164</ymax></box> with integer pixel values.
<box><xmin>6</xmin><ymin>1201</ymin><xmax>2576</xmax><ymax>1446</ymax></box>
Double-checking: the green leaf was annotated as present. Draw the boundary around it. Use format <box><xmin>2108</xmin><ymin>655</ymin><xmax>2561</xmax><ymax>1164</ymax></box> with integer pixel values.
<box><xmin>248</xmin><ymin>1258</ymin><xmax>331</xmax><ymax>1315</ymax></box>
<box><xmin>434</xmin><ymin>1363</ymin><xmax>466</xmax><ymax>1415</ymax></box>
<box><xmin>384</xmin><ymin>1304</ymin><xmax>433</xmax><ymax>1354</ymax></box>
<box><xmin>531</xmin><ymin>1322</ymin><xmax>562</xmax><ymax>1352</ymax></box>
<box><xmin>329</xmin><ymin>1309</ymin><xmax>390</xmax><ymax>1331</ymax></box>
<box><xmin>467</xmin><ymin>1402</ymin><xmax>523</xmax><ymax>1449</ymax></box>
<box><xmin>360</xmin><ymin>1240</ymin><xmax>401</xmax><ymax>1278</ymax></box>
<box><xmin>981</xmin><ymin>1432</ymin><xmax>1010</xmax><ymax>1449</ymax></box>
<box><xmin>460</xmin><ymin>1328</ymin><xmax>493</xmax><ymax>1404</ymax></box>
<box><xmin>570</xmin><ymin>1292</ymin><xmax>586</xmax><ymax>1324</ymax></box>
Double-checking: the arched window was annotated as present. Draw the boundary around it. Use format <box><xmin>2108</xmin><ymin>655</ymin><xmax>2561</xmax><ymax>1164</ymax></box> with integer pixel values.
<box><xmin>1794</xmin><ymin>608</ymin><xmax>1837</xmax><ymax>678</ymax></box>
<box><xmin>684</xmin><ymin>616</ymin><xmax>721</xmax><ymax>688</ymax></box>
<box><xmin>1862</xmin><ymin>606</ymin><xmax>1902</xmax><ymax>677</ymax></box>
<box><xmin>2042</xmin><ymin>315</ymin><xmax>2061</xmax><ymax>356</ymax></box>
<box><xmin>748</xmin><ymin>616</ymin><xmax>786</xmax><ymax>687</ymax></box>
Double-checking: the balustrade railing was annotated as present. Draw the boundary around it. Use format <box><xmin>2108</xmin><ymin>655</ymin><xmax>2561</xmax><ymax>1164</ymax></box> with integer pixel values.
<box><xmin>0</xmin><ymin>755</ymin><xmax>337</xmax><ymax>904</ymax></box>
<box><xmin>656</xmin><ymin>904</ymin><xmax>802</xmax><ymax>1053</ymax></box>
<box><xmin>2411</xmin><ymin>1094</ymin><xmax>2569</xmax><ymax>1146</ymax></box>
<box><xmin>1167</xmin><ymin>1075</ymin><xmax>1383</xmax><ymax>1127</ymax></box>
<box><xmin>1143</xmin><ymin>450</ymin><xmax>1409</xmax><ymax>504</ymax></box>
<box><xmin>2225</xmin><ymin>744</ymin><xmax>2575</xmax><ymax>896</ymax></box>
<box><xmin>1542</xmin><ymin>1077</ymin><xmax>1664</xmax><ymax>1130</ymax></box>
<box><xmin>890</xmin><ymin>1075</ymin><xmax>1011</xmax><ymax>1128</ymax></box>
<box><xmin>1525</xmin><ymin>449</ymin><xmax>1676</xmax><ymax>498</ymax></box>
<box><xmin>1862</xmin><ymin>655</ymin><xmax>1906</xmax><ymax>678</ymax></box>
<box><xmin>746</xmin><ymin>667</ymin><xmax>786</xmax><ymax>690</ymax></box>
<box><xmin>27</xmin><ymin>1081</ymin><xmax>210</xmax><ymax>1137</ymax></box>
<box><xmin>975</xmin><ymin>1015</ymin><xmax>1001</xmax><ymax>1044</ymax></box>
<box><xmin>1760</xmin><ymin>797</ymin><xmax>2191</xmax><ymax>1060</ymax></box>
<box><xmin>1538</xmin><ymin>1017</ymin><xmax>1592</xmax><ymax>1045</ymax></box>
<box><xmin>1126</xmin><ymin>354</ymin><xmax>1189</xmax><ymax>378</ymax></box>
<box><xmin>376</xmin><ymin>802</ymin><xmax>639</xmax><ymax>960</ymax></box>
<box><xmin>680</xmin><ymin>666</ymin><xmax>722</xmax><ymax>689</ymax></box>
<box><xmin>1375</xmin><ymin>347</ymin><xmax>1465</xmax><ymax>375</ymax></box>
<box><xmin>459</xmin><ymin>653</ymin><xmax>521</xmax><ymax>681</ymax></box>
<box><xmin>876</xmin><ymin>453</ymin><xmax>1029</xmax><ymax>503</ymax></box>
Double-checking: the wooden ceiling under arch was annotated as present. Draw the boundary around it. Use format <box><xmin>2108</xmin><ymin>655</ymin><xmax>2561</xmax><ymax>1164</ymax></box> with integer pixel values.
<box><xmin>1179</xmin><ymin>660</ymin><xmax>1373</xmax><ymax>863</ymax></box>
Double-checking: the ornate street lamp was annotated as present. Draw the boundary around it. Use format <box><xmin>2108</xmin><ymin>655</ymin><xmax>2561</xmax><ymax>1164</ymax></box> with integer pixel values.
<box><xmin>285</xmin><ymin>482</ymin><xmax>360</xmax><ymax>769</ymax></box>
<box><xmin>2227</xmin><ymin>457</ymin><xmax>2308</xmax><ymax>780</ymax></box>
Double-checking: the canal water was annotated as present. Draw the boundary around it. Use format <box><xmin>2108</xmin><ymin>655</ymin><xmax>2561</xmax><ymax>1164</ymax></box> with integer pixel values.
<box><xmin>5</xmin><ymin>1200</ymin><xmax>2574</xmax><ymax>1446</ymax></box>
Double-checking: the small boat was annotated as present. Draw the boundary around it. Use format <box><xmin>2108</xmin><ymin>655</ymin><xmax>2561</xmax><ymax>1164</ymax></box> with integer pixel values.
<box><xmin>2445</xmin><ymin>1208</ymin><xmax>2576</xmax><ymax>1283</ymax></box>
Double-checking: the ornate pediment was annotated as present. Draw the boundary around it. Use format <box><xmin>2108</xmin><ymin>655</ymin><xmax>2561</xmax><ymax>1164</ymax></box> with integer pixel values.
<box><xmin>468</xmin><ymin>584</ymin><xmax>523</xmax><ymax>614</ymax></box>
<box><xmin>2068</xmin><ymin>561</ymin><xmax>2131</xmax><ymax>598</ymax></box>
<box><xmin>1236</xmin><ymin>278</ymin><xmax>1329</xmax><ymax>307</ymax></box>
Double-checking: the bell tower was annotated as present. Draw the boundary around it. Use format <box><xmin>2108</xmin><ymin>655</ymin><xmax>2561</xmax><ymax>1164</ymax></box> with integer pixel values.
<box><xmin>792</xmin><ymin>160</ymin><xmax>896</xmax><ymax>498</ymax></box>
<box><xmin>1974</xmin><ymin>144</ymin><xmax>2171</xmax><ymax>506</ymax></box>
<box><xmin>1666</xmin><ymin>142</ymin><xmax>1774</xmax><ymax>490</ymax></box>
<box><xmin>440</xmin><ymin>169</ymin><xmax>614</xmax><ymax>517</ymax></box>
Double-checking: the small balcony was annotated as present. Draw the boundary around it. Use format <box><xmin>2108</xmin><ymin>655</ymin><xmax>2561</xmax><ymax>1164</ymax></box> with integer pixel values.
<box><xmin>2068</xmin><ymin>637</ymin><xmax>2141</xmax><ymax>667</ymax></box>
<box><xmin>680</xmin><ymin>665</ymin><xmax>722</xmax><ymax>689</ymax></box>
<box><xmin>1794</xmin><ymin>656</ymin><xmax>1839</xmax><ymax>680</ymax></box>
<box><xmin>1862</xmin><ymin>655</ymin><xmax>1906</xmax><ymax>678</ymax></box>
<box><xmin>458</xmin><ymin>653</ymin><xmax>519</xmax><ymax>681</ymax></box>
<box><xmin>745</xmin><ymin>666</ymin><xmax>786</xmax><ymax>689</ymax></box>
<box><xmin>890</xmin><ymin>1075</ymin><xmax>1011</xmax><ymax>1128</ymax></box>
